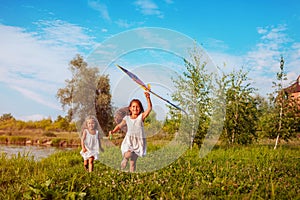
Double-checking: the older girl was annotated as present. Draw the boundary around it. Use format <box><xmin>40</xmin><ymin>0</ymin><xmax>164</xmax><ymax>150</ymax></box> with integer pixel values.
<box><xmin>109</xmin><ymin>91</ymin><xmax>152</xmax><ymax>172</ymax></box>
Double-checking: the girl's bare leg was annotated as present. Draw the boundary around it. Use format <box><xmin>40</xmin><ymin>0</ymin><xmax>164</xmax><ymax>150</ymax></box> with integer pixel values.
<box><xmin>129</xmin><ymin>153</ymin><xmax>138</xmax><ymax>172</ymax></box>
<box><xmin>88</xmin><ymin>157</ymin><xmax>94</xmax><ymax>172</ymax></box>
<box><xmin>121</xmin><ymin>151</ymin><xmax>131</xmax><ymax>170</ymax></box>
<box><xmin>84</xmin><ymin>159</ymin><xmax>88</xmax><ymax>171</ymax></box>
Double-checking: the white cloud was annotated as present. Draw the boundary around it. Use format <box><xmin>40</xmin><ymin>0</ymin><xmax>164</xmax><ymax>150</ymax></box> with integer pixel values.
<box><xmin>208</xmin><ymin>24</ymin><xmax>300</xmax><ymax>97</ymax></box>
<box><xmin>245</xmin><ymin>24</ymin><xmax>297</xmax><ymax>79</ymax></box>
<box><xmin>34</xmin><ymin>20</ymin><xmax>97</xmax><ymax>50</ymax></box>
<box><xmin>11</xmin><ymin>85</ymin><xmax>61</xmax><ymax>110</ymax></box>
<box><xmin>257</xmin><ymin>27</ymin><xmax>267</xmax><ymax>34</ymax></box>
<box><xmin>204</xmin><ymin>38</ymin><xmax>229</xmax><ymax>52</ymax></box>
<box><xmin>115</xmin><ymin>19</ymin><xmax>144</xmax><ymax>29</ymax></box>
<box><xmin>0</xmin><ymin>21</ymin><xmax>96</xmax><ymax>114</ymax></box>
<box><xmin>134</xmin><ymin>0</ymin><xmax>163</xmax><ymax>18</ymax></box>
<box><xmin>88</xmin><ymin>0</ymin><xmax>111</xmax><ymax>21</ymax></box>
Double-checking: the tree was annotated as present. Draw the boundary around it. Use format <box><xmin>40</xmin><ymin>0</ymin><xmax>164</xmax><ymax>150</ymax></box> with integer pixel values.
<box><xmin>254</xmin><ymin>94</ymin><xmax>270</xmax><ymax>138</ymax></box>
<box><xmin>220</xmin><ymin>69</ymin><xmax>258</xmax><ymax>144</ymax></box>
<box><xmin>263</xmin><ymin>56</ymin><xmax>300</xmax><ymax>149</ymax></box>
<box><xmin>170</xmin><ymin>45</ymin><xmax>212</xmax><ymax>148</ymax></box>
<box><xmin>0</xmin><ymin>113</ymin><xmax>15</xmax><ymax>121</ymax></box>
<box><xmin>95</xmin><ymin>75</ymin><xmax>113</xmax><ymax>134</ymax></box>
<box><xmin>56</xmin><ymin>54</ymin><xmax>113</xmax><ymax>134</ymax></box>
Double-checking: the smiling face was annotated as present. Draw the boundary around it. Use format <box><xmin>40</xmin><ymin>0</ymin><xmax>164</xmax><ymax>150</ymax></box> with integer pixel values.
<box><xmin>130</xmin><ymin>101</ymin><xmax>141</xmax><ymax>116</ymax></box>
<box><xmin>87</xmin><ymin>119</ymin><xmax>96</xmax><ymax>130</ymax></box>
<box><xmin>128</xmin><ymin>99</ymin><xmax>144</xmax><ymax>117</ymax></box>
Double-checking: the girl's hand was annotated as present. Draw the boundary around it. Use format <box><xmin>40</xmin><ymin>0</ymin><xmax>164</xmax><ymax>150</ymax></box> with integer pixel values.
<box><xmin>144</xmin><ymin>91</ymin><xmax>150</xmax><ymax>98</ymax></box>
<box><xmin>82</xmin><ymin>147</ymin><xmax>87</xmax><ymax>153</ymax></box>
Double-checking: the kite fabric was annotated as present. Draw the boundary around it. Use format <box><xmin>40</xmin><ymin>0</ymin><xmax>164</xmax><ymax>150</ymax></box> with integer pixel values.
<box><xmin>116</xmin><ymin>64</ymin><xmax>187</xmax><ymax>114</ymax></box>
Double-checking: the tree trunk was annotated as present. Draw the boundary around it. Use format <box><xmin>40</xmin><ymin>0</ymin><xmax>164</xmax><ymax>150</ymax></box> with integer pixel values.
<box><xmin>274</xmin><ymin>106</ymin><xmax>283</xmax><ymax>150</ymax></box>
<box><xmin>274</xmin><ymin>134</ymin><xmax>280</xmax><ymax>150</ymax></box>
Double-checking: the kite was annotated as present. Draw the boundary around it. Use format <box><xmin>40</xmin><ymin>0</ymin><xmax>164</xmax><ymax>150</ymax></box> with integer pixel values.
<box><xmin>116</xmin><ymin>64</ymin><xmax>186</xmax><ymax>114</ymax></box>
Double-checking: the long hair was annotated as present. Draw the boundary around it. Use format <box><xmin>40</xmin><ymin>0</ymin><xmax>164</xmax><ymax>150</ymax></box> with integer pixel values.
<box><xmin>128</xmin><ymin>99</ymin><xmax>144</xmax><ymax>115</ymax></box>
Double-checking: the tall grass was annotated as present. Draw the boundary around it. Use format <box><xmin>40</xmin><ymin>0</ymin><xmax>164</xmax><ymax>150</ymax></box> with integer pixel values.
<box><xmin>0</xmin><ymin>144</ymin><xmax>299</xmax><ymax>199</ymax></box>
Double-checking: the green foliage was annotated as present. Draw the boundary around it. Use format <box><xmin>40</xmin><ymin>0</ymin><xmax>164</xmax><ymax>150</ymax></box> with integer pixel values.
<box><xmin>0</xmin><ymin>136</ymin><xmax>8</xmax><ymax>143</ymax></box>
<box><xmin>0</xmin><ymin>114</ymin><xmax>77</xmax><ymax>132</ymax></box>
<box><xmin>0</xmin><ymin>145</ymin><xmax>299</xmax><ymax>199</ymax></box>
<box><xmin>170</xmin><ymin>45</ymin><xmax>212</xmax><ymax>147</ymax></box>
<box><xmin>9</xmin><ymin>136</ymin><xmax>27</xmax><ymax>144</ymax></box>
<box><xmin>57</xmin><ymin>54</ymin><xmax>99</xmax><ymax>124</ymax></box>
<box><xmin>0</xmin><ymin>117</ymin><xmax>16</xmax><ymax>130</ymax></box>
<box><xmin>95</xmin><ymin>75</ymin><xmax>114</xmax><ymax>134</ymax></box>
<box><xmin>144</xmin><ymin>111</ymin><xmax>162</xmax><ymax>135</ymax></box>
<box><xmin>35</xmin><ymin>118</ymin><xmax>52</xmax><ymax>130</ymax></box>
<box><xmin>260</xmin><ymin>57</ymin><xmax>300</xmax><ymax>148</ymax></box>
<box><xmin>0</xmin><ymin>113</ymin><xmax>15</xmax><ymax>121</ymax></box>
<box><xmin>56</xmin><ymin>54</ymin><xmax>114</xmax><ymax>134</ymax></box>
<box><xmin>219</xmin><ymin>69</ymin><xmax>258</xmax><ymax>144</ymax></box>
<box><xmin>42</xmin><ymin>132</ymin><xmax>57</xmax><ymax>137</ymax></box>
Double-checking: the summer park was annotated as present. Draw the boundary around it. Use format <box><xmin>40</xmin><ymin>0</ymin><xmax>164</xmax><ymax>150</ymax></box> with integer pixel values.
<box><xmin>1</xmin><ymin>45</ymin><xmax>299</xmax><ymax>199</ymax></box>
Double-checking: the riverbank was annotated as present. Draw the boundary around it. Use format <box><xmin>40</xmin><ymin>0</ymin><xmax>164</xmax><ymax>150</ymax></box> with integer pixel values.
<box><xmin>0</xmin><ymin>130</ymin><xmax>80</xmax><ymax>147</ymax></box>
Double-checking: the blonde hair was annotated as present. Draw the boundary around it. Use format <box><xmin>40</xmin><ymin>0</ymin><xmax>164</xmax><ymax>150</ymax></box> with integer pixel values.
<box><xmin>80</xmin><ymin>115</ymin><xmax>103</xmax><ymax>138</ymax></box>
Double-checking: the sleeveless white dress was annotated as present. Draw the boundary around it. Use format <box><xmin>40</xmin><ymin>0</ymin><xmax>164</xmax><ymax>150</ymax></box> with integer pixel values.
<box><xmin>121</xmin><ymin>114</ymin><xmax>147</xmax><ymax>157</ymax></box>
<box><xmin>80</xmin><ymin>129</ymin><xmax>100</xmax><ymax>160</ymax></box>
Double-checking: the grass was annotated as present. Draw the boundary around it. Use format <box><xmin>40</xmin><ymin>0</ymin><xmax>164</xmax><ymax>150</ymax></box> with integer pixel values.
<box><xmin>0</xmin><ymin>142</ymin><xmax>299</xmax><ymax>199</ymax></box>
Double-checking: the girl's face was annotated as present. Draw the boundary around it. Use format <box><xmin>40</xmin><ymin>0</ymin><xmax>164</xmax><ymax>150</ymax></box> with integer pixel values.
<box><xmin>129</xmin><ymin>101</ymin><xmax>141</xmax><ymax>115</ymax></box>
<box><xmin>87</xmin><ymin>119</ymin><xmax>96</xmax><ymax>130</ymax></box>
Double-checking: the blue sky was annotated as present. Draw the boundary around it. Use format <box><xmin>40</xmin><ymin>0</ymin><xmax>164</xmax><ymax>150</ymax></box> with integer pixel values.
<box><xmin>0</xmin><ymin>0</ymin><xmax>299</xmax><ymax>121</ymax></box>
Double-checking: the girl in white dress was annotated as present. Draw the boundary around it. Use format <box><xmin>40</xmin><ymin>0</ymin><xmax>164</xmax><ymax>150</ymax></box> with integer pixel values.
<box><xmin>109</xmin><ymin>91</ymin><xmax>152</xmax><ymax>172</ymax></box>
<box><xmin>80</xmin><ymin>115</ymin><xmax>103</xmax><ymax>172</ymax></box>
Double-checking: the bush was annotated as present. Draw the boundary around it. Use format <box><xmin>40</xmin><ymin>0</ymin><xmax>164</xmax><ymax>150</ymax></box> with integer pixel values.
<box><xmin>9</xmin><ymin>136</ymin><xmax>27</xmax><ymax>144</ymax></box>
<box><xmin>0</xmin><ymin>136</ymin><xmax>8</xmax><ymax>144</ymax></box>
<box><xmin>42</xmin><ymin>132</ymin><xmax>57</xmax><ymax>137</ymax></box>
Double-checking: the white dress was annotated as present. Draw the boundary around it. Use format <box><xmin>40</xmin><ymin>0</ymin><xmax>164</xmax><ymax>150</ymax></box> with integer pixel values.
<box><xmin>121</xmin><ymin>114</ymin><xmax>147</xmax><ymax>157</ymax></box>
<box><xmin>80</xmin><ymin>129</ymin><xmax>100</xmax><ymax>160</ymax></box>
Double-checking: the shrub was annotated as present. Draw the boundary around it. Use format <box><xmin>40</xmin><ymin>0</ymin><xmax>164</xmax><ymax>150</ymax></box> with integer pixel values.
<box><xmin>43</xmin><ymin>132</ymin><xmax>57</xmax><ymax>137</ymax></box>
<box><xmin>9</xmin><ymin>136</ymin><xmax>27</xmax><ymax>144</ymax></box>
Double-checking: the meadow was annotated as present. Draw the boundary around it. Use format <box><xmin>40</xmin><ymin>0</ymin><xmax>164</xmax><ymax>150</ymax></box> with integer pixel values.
<box><xmin>1</xmin><ymin>140</ymin><xmax>299</xmax><ymax>200</ymax></box>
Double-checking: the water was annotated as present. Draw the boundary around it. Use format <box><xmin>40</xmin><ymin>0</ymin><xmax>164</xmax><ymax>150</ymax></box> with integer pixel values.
<box><xmin>0</xmin><ymin>144</ymin><xmax>76</xmax><ymax>161</ymax></box>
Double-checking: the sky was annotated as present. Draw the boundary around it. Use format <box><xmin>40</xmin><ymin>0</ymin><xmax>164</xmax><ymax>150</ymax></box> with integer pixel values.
<box><xmin>0</xmin><ymin>0</ymin><xmax>300</xmax><ymax>121</ymax></box>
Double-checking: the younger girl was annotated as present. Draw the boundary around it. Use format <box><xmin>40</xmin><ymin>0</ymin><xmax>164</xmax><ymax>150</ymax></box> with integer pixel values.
<box><xmin>80</xmin><ymin>115</ymin><xmax>103</xmax><ymax>172</ymax></box>
<box><xmin>109</xmin><ymin>91</ymin><xmax>152</xmax><ymax>172</ymax></box>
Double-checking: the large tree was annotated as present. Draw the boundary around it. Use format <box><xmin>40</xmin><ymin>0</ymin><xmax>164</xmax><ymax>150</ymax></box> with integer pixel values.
<box><xmin>56</xmin><ymin>54</ymin><xmax>113</xmax><ymax>134</ymax></box>
<box><xmin>95</xmin><ymin>75</ymin><xmax>113</xmax><ymax>133</ymax></box>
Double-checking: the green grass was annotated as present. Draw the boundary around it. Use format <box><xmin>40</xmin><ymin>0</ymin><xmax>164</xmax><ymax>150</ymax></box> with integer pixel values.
<box><xmin>0</xmin><ymin>144</ymin><xmax>299</xmax><ymax>199</ymax></box>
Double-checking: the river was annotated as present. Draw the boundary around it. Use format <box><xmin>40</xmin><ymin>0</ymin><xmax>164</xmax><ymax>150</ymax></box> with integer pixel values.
<box><xmin>0</xmin><ymin>144</ymin><xmax>76</xmax><ymax>161</ymax></box>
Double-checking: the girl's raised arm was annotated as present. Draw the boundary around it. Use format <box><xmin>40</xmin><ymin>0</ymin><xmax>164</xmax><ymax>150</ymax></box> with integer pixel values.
<box><xmin>142</xmin><ymin>91</ymin><xmax>152</xmax><ymax>121</ymax></box>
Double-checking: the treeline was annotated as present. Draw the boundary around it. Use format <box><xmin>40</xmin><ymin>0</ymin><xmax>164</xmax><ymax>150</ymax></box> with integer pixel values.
<box><xmin>55</xmin><ymin>51</ymin><xmax>300</xmax><ymax>149</ymax></box>
<box><xmin>163</xmin><ymin>48</ymin><xmax>300</xmax><ymax>148</ymax></box>
<box><xmin>0</xmin><ymin>113</ymin><xmax>76</xmax><ymax>132</ymax></box>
